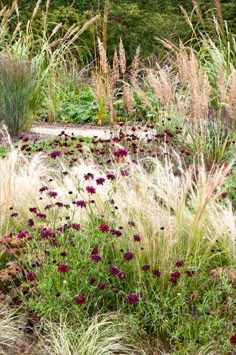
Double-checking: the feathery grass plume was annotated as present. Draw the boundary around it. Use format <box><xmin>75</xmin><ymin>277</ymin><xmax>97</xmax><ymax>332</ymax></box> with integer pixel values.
<box><xmin>213</xmin><ymin>0</ymin><xmax>224</xmax><ymax>29</ymax></box>
<box><xmin>131</xmin><ymin>46</ymin><xmax>140</xmax><ymax>87</ymax></box>
<box><xmin>147</xmin><ymin>66</ymin><xmax>175</xmax><ymax>105</ymax></box>
<box><xmin>31</xmin><ymin>0</ymin><xmax>42</xmax><ymax>21</ymax></box>
<box><xmin>225</xmin><ymin>67</ymin><xmax>236</xmax><ymax>122</ymax></box>
<box><xmin>46</xmin><ymin>0</ymin><xmax>51</xmax><ymax>14</ymax></box>
<box><xmin>119</xmin><ymin>38</ymin><xmax>126</xmax><ymax>76</ymax></box>
<box><xmin>97</xmin><ymin>37</ymin><xmax>109</xmax><ymax>74</ymax></box>
<box><xmin>39</xmin><ymin>314</ymin><xmax>142</xmax><ymax>355</ymax></box>
<box><xmin>176</xmin><ymin>45</ymin><xmax>211</xmax><ymax>121</ymax></box>
<box><xmin>112</xmin><ymin>49</ymin><xmax>120</xmax><ymax>81</ymax></box>
<box><xmin>191</xmin><ymin>0</ymin><xmax>204</xmax><ymax>25</ymax></box>
<box><xmin>123</xmin><ymin>83</ymin><xmax>133</xmax><ymax>115</ymax></box>
<box><xmin>217</xmin><ymin>61</ymin><xmax>227</xmax><ymax>104</ymax></box>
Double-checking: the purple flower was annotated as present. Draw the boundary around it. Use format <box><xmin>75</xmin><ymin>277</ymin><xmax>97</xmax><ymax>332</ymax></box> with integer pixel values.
<box><xmin>230</xmin><ymin>334</ymin><xmax>236</xmax><ymax>345</ymax></box>
<box><xmin>74</xmin><ymin>294</ymin><xmax>86</xmax><ymax>304</ymax></box>
<box><xmin>133</xmin><ymin>234</ymin><xmax>141</xmax><ymax>242</ymax></box>
<box><xmin>29</xmin><ymin>207</ymin><xmax>37</xmax><ymax>213</ymax></box>
<box><xmin>114</xmin><ymin>148</ymin><xmax>128</xmax><ymax>158</ymax></box>
<box><xmin>109</xmin><ymin>265</ymin><xmax>120</xmax><ymax>276</ymax></box>
<box><xmin>71</xmin><ymin>223</ymin><xmax>81</xmax><ymax>231</ymax></box>
<box><xmin>175</xmin><ymin>260</ymin><xmax>185</xmax><ymax>268</ymax></box>
<box><xmin>17</xmin><ymin>230</ymin><xmax>29</xmax><ymax>239</ymax></box>
<box><xmin>125</xmin><ymin>292</ymin><xmax>139</xmax><ymax>305</ymax></box>
<box><xmin>120</xmin><ymin>169</ymin><xmax>129</xmax><ymax>176</ymax></box>
<box><xmin>55</xmin><ymin>202</ymin><xmax>64</xmax><ymax>208</ymax></box>
<box><xmin>48</xmin><ymin>191</ymin><xmax>58</xmax><ymax>198</ymax></box>
<box><xmin>36</xmin><ymin>212</ymin><xmax>46</xmax><ymax>219</ymax></box>
<box><xmin>96</xmin><ymin>177</ymin><xmax>106</xmax><ymax>185</ymax></box>
<box><xmin>111</xmin><ymin>229</ymin><xmax>122</xmax><ymax>237</ymax></box>
<box><xmin>99</xmin><ymin>224</ymin><xmax>110</xmax><ymax>233</ymax></box>
<box><xmin>90</xmin><ymin>254</ymin><xmax>102</xmax><ymax>263</ymax></box>
<box><xmin>40</xmin><ymin>228</ymin><xmax>55</xmax><ymax>239</ymax></box>
<box><xmin>142</xmin><ymin>264</ymin><xmax>150</xmax><ymax>271</ymax></box>
<box><xmin>50</xmin><ymin>150</ymin><xmax>61</xmax><ymax>159</ymax></box>
<box><xmin>26</xmin><ymin>272</ymin><xmax>36</xmax><ymax>282</ymax></box>
<box><xmin>186</xmin><ymin>270</ymin><xmax>195</xmax><ymax>277</ymax></box>
<box><xmin>84</xmin><ymin>173</ymin><xmax>94</xmax><ymax>180</ymax></box>
<box><xmin>123</xmin><ymin>251</ymin><xmax>134</xmax><ymax>261</ymax></box>
<box><xmin>89</xmin><ymin>277</ymin><xmax>97</xmax><ymax>285</ymax></box>
<box><xmin>170</xmin><ymin>271</ymin><xmax>181</xmax><ymax>284</ymax></box>
<box><xmin>28</xmin><ymin>219</ymin><xmax>35</xmax><ymax>227</ymax></box>
<box><xmin>57</xmin><ymin>264</ymin><xmax>69</xmax><ymax>273</ymax></box>
<box><xmin>39</xmin><ymin>186</ymin><xmax>49</xmax><ymax>193</ymax></box>
<box><xmin>45</xmin><ymin>204</ymin><xmax>53</xmax><ymax>210</ymax></box>
<box><xmin>152</xmin><ymin>269</ymin><xmax>161</xmax><ymax>278</ymax></box>
<box><xmin>86</xmin><ymin>186</ymin><xmax>96</xmax><ymax>194</ymax></box>
<box><xmin>98</xmin><ymin>282</ymin><xmax>106</xmax><ymax>290</ymax></box>
<box><xmin>61</xmin><ymin>251</ymin><xmax>67</xmax><ymax>257</ymax></box>
<box><xmin>75</xmin><ymin>200</ymin><xmax>87</xmax><ymax>208</ymax></box>
<box><xmin>106</xmin><ymin>173</ymin><xmax>116</xmax><ymax>180</ymax></box>
<box><xmin>117</xmin><ymin>271</ymin><xmax>127</xmax><ymax>280</ymax></box>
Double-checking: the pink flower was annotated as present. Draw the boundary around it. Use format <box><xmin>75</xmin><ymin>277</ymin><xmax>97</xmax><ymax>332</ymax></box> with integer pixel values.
<box><xmin>57</xmin><ymin>264</ymin><xmax>69</xmax><ymax>273</ymax></box>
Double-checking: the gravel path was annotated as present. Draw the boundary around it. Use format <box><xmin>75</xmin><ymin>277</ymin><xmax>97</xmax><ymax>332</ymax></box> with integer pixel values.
<box><xmin>31</xmin><ymin>123</ymin><xmax>112</xmax><ymax>139</ymax></box>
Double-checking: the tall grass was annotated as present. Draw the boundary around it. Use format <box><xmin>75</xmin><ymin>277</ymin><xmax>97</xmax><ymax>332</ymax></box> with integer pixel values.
<box><xmin>0</xmin><ymin>1</ymin><xmax>99</xmax><ymax>133</ymax></box>
<box><xmin>0</xmin><ymin>54</ymin><xmax>42</xmax><ymax>135</ymax></box>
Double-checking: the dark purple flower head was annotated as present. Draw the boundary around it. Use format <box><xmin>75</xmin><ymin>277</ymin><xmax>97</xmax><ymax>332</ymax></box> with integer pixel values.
<box><xmin>96</xmin><ymin>177</ymin><xmax>106</xmax><ymax>185</ymax></box>
<box><xmin>186</xmin><ymin>270</ymin><xmax>195</xmax><ymax>277</ymax></box>
<box><xmin>125</xmin><ymin>292</ymin><xmax>139</xmax><ymax>305</ymax></box>
<box><xmin>175</xmin><ymin>260</ymin><xmax>185</xmax><ymax>268</ymax></box>
<box><xmin>57</xmin><ymin>263</ymin><xmax>69</xmax><ymax>273</ymax></box>
<box><xmin>71</xmin><ymin>223</ymin><xmax>81</xmax><ymax>231</ymax></box>
<box><xmin>142</xmin><ymin>264</ymin><xmax>150</xmax><ymax>271</ymax></box>
<box><xmin>40</xmin><ymin>228</ymin><xmax>55</xmax><ymax>239</ymax></box>
<box><xmin>29</xmin><ymin>207</ymin><xmax>37</xmax><ymax>213</ymax></box>
<box><xmin>133</xmin><ymin>234</ymin><xmax>141</xmax><ymax>242</ymax></box>
<box><xmin>230</xmin><ymin>334</ymin><xmax>236</xmax><ymax>345</ymax></box>
<box><xmin>28</xmin><ymin>218</ymin><xmax>35</xmax><ymax>227</ymax></box>
<box><xmin>114</xmin><ymin>148</ymin><xmax>128</xmax><ymax>158</ymax></box>
<box><xmin>123</xmin><ymin>251</ymin><xmax>134</xmax><ymax>261</ymax></box>
<box><xmin>170</xmin><ymin>271</ymin><xmax>181</xmax><ymax>284</ymax></box>
<box><xmin>90</xmin><ymin>254</ymin><xmax>102</xmax><ymax>263</ymax></box>
<box><xmin>106</xmin><ymin>172</ymin><xmax>116</xmax><ymax>180</ymax></box>
<box><xmin>117</xmin><ymin>271</ymin><xmax>127</xmax><ymax>280</ymax></box>
<box><xmin>98</xmin><ymin>282</ymin><xmax>106</xmax><ymax>290</ymax></box>
<box><xmin>50</xmin><ymin>150</ymin><xmax>61</xmax><ymax>159</ymax></box>
<box><xmin>111</xmin><ymin>229</ymin><xmax>122</xmax><ymax>237</ymax></box>
<box><xmin>120</xmin><ymin>169</ymin><xmax>129</xmax><ymax>176</ymax></box>
<box><xmin>89</xmin><ymin>277</ymin><xmax>97</xmax><ymax>285</ymax></box>
<box><xmin>36</xmin><ymin>212</ymin><xmax>46</xmax><ymax>219</ymax></box>
<box><xmin>91</xmin><ymin>246</ymin><xmax>99</xmax><ymax>255</ymax></box>
<box><xmin>45</xmin><ymin>204</ymin><xmax>53</xmax><ymax>210</ymax></box>
<box><xmin>39</xmin><ymin>186</ymin><xmax>49</xmax><ymax>193</ymax></box>
<box><xmin>60</xmin><ymin>251</ymin><xmax>67</xmax><ymax>257</ymax></box>
<box><xmin>75</xmin><ymin>200</ymin><xmax>87</xmax><ymax>208</ymax></box>
<box><xmin>109</xmin><ymin>265</ymin><xmax>120</xmax><ymax>276</ymax></box>
<box><xmin>48</xmin><ymin>191</ymin><xmax>58</xmax><ymax>198</ymax></box>
<box><xmin>99</xmin><ymin>224</ymin><xmax>110</xmax><ymax>233</ymax></box>
<box><xmin>17</xmin><ymin>230</ymin><xmax>29</xmax><ymax>239</ymax></box>
<box><xmin>55</xmin><ymin>202</ymin><xmax>64</xmax><ymax>208</ymax></box>
<box><xmin>74</xmin><ymin>294</ymin><xmax>86</xmax><ymax>304</ymax></box>
<box><xmin>26</xmin><ymin>272</ymin><xmax>36</xmax><ymax>282</ymax></box>
<box><xmin>84</xmin><ymin>172</ymin><xmax>94</xmax><ymax>180</ymax></box>
<box><xmin>152</xmin><ymin>269</ymin><xmax>161</xmax><ymax>278</ymax></box>
<box><xmin>86</xmin><ymin>186</ymin><xmax>96</xmax><ymax>194</ymax></box>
